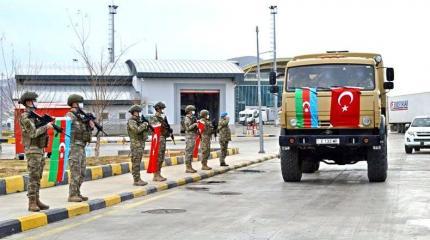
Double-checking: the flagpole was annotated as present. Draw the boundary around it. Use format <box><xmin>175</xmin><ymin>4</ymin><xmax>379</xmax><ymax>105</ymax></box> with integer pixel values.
<box><xmin>256</xmin><ymin>26</ymin><xmax>265</xmax><ymax>154</ymax></box>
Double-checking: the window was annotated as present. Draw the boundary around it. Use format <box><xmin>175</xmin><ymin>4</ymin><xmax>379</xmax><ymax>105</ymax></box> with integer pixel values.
<box><xmin>286</xmin><ymin>64</ymin><xmax>375</xmax><ymax>91</ymax></box>
<box><xmin>119</xmin><ymin>113</ymin><xmax>126</xmax><ymax>120</ymax></box>
<box><xmin>102</xmin><ymin>112</ymin><xmax>109</xmax><ymax>120</ymax></box>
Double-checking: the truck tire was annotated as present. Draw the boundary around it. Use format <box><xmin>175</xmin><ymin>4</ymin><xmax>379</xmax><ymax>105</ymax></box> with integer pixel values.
<box><xmin>302</xmin><ymin>158</ymin><xmax>320</xmax><ymax>173</ymax></box>
<box><xmin>280</xmin><ymin>148</ymin><xmax>302</xmax><ymax>182</ymax></box>
<box><xmin>405</xmin><ymin>146</ymin><xmax>412</xmax><ymax>154</ymax></box>
<box><xmin>414</xmin><ymin>147</ymin><xmax>420</xmax><ymax>152</ymax></box>
<box><xmin>367</xmin><ymin>136</ymin><xmax>388</xmax><ymax>182</ymax></box>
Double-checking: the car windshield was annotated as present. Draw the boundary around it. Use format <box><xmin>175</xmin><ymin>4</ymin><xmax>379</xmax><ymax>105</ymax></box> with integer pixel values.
<box><xmin>286</xmin><ymin>64</ymin><xmax>375</xmax><ymax>91</ymax></box>
<box><xmin>411</xmin><ymin>118</ymin><xmax>430</xmax><ymax>127</ymax></box>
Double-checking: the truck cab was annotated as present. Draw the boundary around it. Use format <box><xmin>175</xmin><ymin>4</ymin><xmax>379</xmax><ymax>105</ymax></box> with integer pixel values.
<box><xmin>275</xmin><ymin>51</ymin><xmax>394</xmax><ymax>182</ymax></box>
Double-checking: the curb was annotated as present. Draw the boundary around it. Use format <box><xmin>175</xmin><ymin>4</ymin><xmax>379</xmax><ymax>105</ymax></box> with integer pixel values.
<box><xmin>0</xmin><ymin>148</ymin><xmax>240</xmax><ymax>196</ymax></box>
<box><xmin>0</xmin><ymin>153</ymin><xmax>279</xmax><ymax>239</ymax></box>
<box><xmin>0</xmin><ymin>138</ymin><xmax>15</xmax><ymax>144</ymax></box>
<box><xmin>234</xmin><ymin>134</ymin><xmax>277</xmax><ymax>138</ymax></box>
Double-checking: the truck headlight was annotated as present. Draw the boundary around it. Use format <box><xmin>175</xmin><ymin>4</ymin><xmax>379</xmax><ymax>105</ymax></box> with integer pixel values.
<box><xmin>290</xmin><ymin>118</ymin><xmax>297</xmax><ymax>127</ymax></box>
<box><xmin>362</xmin><ymin>116</ymin><xmax>372</xmax><ymax>126</ymax></box>
<box><xmin>406</xmin><ymin>131</ymin><xmax>415</xmax><ymax>136</ymax></box>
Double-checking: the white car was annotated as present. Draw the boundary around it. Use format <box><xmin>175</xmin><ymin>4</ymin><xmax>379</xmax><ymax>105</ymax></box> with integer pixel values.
<box><xmin>404</xmin><ymin>116</ymin><xmax>430</xmax><ymax>153</ymax></box>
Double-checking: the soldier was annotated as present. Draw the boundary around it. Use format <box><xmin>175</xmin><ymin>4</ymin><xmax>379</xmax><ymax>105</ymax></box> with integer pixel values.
<box><xmin>127</xmin><ymin>105</ymin><xmax>149</xmax><ymax>186</ymax></box>
<box><xmin>149</xmin><ymin>102</ymin><xmax>169</xmax><ymax>181</ymax></box>
<box><xmin>218</xmin><ymin>112</ymin><xmax>231</xmax><ymax>166</ymax></box>
<box><xmin>199</xmin><ymin>109</ymin><xmax>213</xmax><ymax>170</ymax></box>
<box><xmin>183</xmin><ymin>105</ymin><xmax>198</xmax><ymax>173</ymax></box>
<box><xmin>66</xmin><ymin>94</ymin><xmax>94</xmax><ymax>202</ymax></box>
<box><xmin>19</xmin><ymin>92</ymin><xmax>52</xmax><ymax>212</ymax></box>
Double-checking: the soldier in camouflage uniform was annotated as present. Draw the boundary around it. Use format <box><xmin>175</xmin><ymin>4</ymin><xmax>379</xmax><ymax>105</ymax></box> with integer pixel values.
<box><xmin>199</xmin><ymin>110</ymin><xmax>213</xmax><ymax>170</ymax></box>
<box><xmin>183</xmin><ymin>105</ymin><xmax>198</xmax><ymax>173</ymax></box>
<box><xmin>218</xmin><ymin>112</ymin><xmax>231</xmax><ymax>166</ymax></box>
<box><xmin>127</xmin><ymin>105</ymin><xmax>149</xmax><ymax>186</ymax></box>
<box><xmin>19</xmin><ymin>92</ymin><xmax>53</xmax><ymax>212</ymax></box>
<box><xmin>66</xmin><ymin>94</ymin><xmax>94</xmax><ymax>202</ymax></box>
<box><xmin>149</xmin><ymin>102</ymin><xmax>169</xmax><ymax>181</ymax></box>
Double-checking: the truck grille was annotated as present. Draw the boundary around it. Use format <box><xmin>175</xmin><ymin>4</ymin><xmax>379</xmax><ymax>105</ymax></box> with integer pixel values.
<box><xmin>319</xmin><ymin>120</ymin><xmax>331</xmax><ymax>127</ymax></box>
<box><xmin>417</xmin><ymin>132</ymin><xmax>430</xmax><ymax>137</ymax></box>
<box><xmin>415</xmin><ymin>138</ymin><xmax>430</xmax><ymax>142</ymax></box>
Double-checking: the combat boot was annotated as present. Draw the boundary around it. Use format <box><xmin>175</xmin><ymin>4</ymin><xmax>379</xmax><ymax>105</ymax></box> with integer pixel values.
<box><xmin>185</xmin><ymin>163</ymin><xmax>197</xmax><ymax>173</ymax></box>
<box><xmin>201</xmin><ymin>162</ymin><xmax>212</xmax><ymax>170</ymax></box>
<box><xmin>133</xmin><ymin>179</ymin><xmax>148</xmax><ymax>186</ymax></box>
<box><xmin>153</xmin><ymin>172</ymin><xmax>167</xmax><ymax>182</ymax></box>
<box><xmin>28</xmin><ymin>196</ymin><xmax>40</xmax><ymax>212</ymax></box>
<box><xmin>36</xmin><ymin>195</ymin><xmax>50</xmax><ymax>210</ymax></box>
<box><xmin>220</xmin><ymin>162</ymin><xmax>229</xmax><ymax>167</ymax></box>
<box><xmin>79</xmin><ymin>195</ymin><xmax>89</xmax><ymax>201</ymax></box>
<box><xmin>68</xmin><ymin>195</ymin><xmax>83</xmax><ymax>202</ymax></box>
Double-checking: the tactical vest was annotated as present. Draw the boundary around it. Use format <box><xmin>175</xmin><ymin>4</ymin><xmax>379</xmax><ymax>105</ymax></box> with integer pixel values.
<box><xmin>20</xmin><ymin>111</ymin><xmax>48</xmax><ymax>153</ymax></box>
<box><xmin>127</xmin><ymin>118</ymin><xmax>148</xmax><ymax>142</ymax></box>
<box><xmin>68</xmin><ymin>111</ymin><xmax>92</xmax><ymax>145</ymax></box>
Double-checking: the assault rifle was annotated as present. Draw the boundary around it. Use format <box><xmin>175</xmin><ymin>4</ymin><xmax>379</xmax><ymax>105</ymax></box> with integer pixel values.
<box><xmin>211</xmin><ymin>119</ymin><xmax>219</xmax><ymax>139</ymax></box>
<box><xmin>164</xmin><ymin>117</ymin><xmax>176</xmax><ymax>145</ymax></box>
<box><xmin>191</xmin><ymin>115</ymin><xmax>202</xmax><ymax>139</ymax></box>
<box><xmin>140</xmin><ymin>115</ymin><xmax>155</xmax><ymax>132</ymax></box>
<box><xmin>76</xmin><ymin>109</ymin><xmax>108</xmax><ymax>137</ymax></box>
<box><xmin>28</xmin><ymin>111</ymin><xmax>70</xmax><ymax>137</ymax></box>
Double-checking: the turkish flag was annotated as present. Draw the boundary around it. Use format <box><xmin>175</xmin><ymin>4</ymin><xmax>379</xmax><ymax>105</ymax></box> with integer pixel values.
<box><xmin>330</xmin><ymin>87</ymin><xmax>361</xmax><ymax>127</ymax></box>
<box><xmin>147</xmin><ymin>124</ymin><xmax>161</xmax><ymax>173</ymax></box>
<box><xmin>193</xmin><ymin>121</ymin><xmax>205</xmax><ymax>158</ymax></box>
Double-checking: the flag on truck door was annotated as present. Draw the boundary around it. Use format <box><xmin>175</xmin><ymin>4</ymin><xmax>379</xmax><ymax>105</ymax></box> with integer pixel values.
<box><xmin>147</xmin><ymin>124</ymin><xmax>161</xmax><ymax>173</ymax></box>
<box><xmin>193</xmin><ymin>121</ymin><xmax>205</xmax><ymax>158</ymax></box>
<box><xmin>48</xmin><ymin>117</ymin><xmax>71</xmax><ymax>183</ymax></box>
<box><xmin>330</xmin><ymin>87</ymin><xmax>361</xmax><ymax>127</ymax></box>
<box><xmin>295</xmin><ymin>88</ymin><xmax>319</xmax><ymax>128</ymax></box>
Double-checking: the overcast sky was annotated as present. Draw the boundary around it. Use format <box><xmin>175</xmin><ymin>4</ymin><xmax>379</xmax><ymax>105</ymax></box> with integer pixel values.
<box><xmin>1</xmin><ymin>0</ymin><xmax>429</xmax><ymax>95</ymax></box>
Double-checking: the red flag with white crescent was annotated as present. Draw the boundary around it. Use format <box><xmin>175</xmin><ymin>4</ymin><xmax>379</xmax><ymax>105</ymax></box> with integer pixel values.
<box><xmin>147</xmin><ymin>124</ymin><xmax>161</xmax><ymax>173</ymax></box>
<box><xmin>330</xmin><ymin>87</ymin><xmax>361</xmax><ymax>127</ymax></box>
<box><xmin>193</xmin><ymin>121</ymin><xmax>205</xmax><ymax>158</ymax></box>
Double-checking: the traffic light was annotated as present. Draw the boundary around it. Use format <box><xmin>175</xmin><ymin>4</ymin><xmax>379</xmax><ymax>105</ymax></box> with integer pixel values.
<box><xmin>269</xmin><ymin>71</ymin><xmax>277</xmax><ymax>85</ymax></box>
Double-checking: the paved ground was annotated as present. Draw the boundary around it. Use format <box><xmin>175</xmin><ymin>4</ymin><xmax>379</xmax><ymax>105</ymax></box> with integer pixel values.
<box><xmin>6</xmin><ymin>133</ymin><xmax>430</xmax><ymax>240</ymax></box>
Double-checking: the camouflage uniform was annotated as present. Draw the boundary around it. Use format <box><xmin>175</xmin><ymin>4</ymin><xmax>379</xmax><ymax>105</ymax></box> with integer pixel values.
<box><xmin>149</xmin><ymin>110</ymin><xmax>169</xmax><ymax>180</ymax></box>
<box><xmin>127</xmin><ymin>107</ymin><xmax>149</xmax><ymax>184</ymax></box>
<box><xmin>218</xmin><ymin>117</ymin><xmax>231</xmax><ymax>165</ymax></box>
<box><xmin>66</xmin><ymin>94</ymin><xmax>93</xmax><ymax>201</ymax></box>
<box><xmin>19</xmin><ymin>91</ymin><xmax>50</xmax><ymax>211</ymax></box>
<box><xmin>184</xmin><ymin>105</ymin><xmax>198</xmax><ymax>173</ymax></box>
<box><xmin>200</xmin><ymin>110</ymin><xmax>213</xmax><ymax>170</ymax></box>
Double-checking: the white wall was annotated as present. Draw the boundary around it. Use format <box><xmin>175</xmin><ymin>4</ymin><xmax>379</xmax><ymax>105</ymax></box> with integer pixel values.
<box><xmin>137</xmin><ymin>77</ymin><xmax>235</xmax><ymax>128</ymax></box>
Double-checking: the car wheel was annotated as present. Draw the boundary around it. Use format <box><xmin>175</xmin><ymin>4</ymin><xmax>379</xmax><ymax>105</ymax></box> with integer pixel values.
<box><xmin>405</xmin><ymin>146</ymin><xmax>413</xmax><ymax>154</ymax></box>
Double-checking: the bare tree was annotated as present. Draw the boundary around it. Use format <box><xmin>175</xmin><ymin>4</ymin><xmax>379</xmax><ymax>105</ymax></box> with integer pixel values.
<box><xmin>68</xmin><ymin>11</ymin><xmax>133</xmax><ymax>161</ymax></box>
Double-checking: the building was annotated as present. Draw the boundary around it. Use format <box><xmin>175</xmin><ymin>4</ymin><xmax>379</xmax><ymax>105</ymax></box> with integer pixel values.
<box><xmin>234</xmin><ymin>58</ymin><xmax>291</xmax><ymax>121</ymax></box>
<box><xmin>14</xmin><ymin>59</ymin><xmax>243</xmax><ymax>135</ymax></box>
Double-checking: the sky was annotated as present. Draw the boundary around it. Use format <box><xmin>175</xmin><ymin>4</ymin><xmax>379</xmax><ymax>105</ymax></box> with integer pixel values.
<box><xmin>0</xmin><ymin>0</ymin><xmax>429</xmax><ymax>95</ymax></box>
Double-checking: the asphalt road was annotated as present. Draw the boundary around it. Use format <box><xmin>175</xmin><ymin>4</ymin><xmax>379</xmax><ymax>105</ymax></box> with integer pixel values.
<box><xmin>6</xmin><ymin>134</ymin><xmax>430</xmax><ymax>240</ymax></box>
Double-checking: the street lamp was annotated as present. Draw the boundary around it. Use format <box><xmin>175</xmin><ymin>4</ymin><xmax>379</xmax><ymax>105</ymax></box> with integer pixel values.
<box><xmin>256</xmin><ymin>26</ymin><xmax>265</xmax><ymax>154</ymax></box>
<box><xmin>269</xmin><ymin>5</ymin><xmax>278</xmax><ymax>127</ymax></box>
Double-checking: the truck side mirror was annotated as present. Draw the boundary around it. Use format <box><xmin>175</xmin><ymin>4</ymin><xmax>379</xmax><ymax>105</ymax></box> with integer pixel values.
<box><xmin>269</xmin><ymin>71</ymin><xmax>277</xmax><ymax>85</ymax></box>
<box><xmin>383</xmin><ymin>82</ymin><xmax>394</xmax><ymax>89</ymax></box>
<box><xmin>270</xmin><ymin>85</ymin><xmax>279</xmax><ymax>93</ymax></box>
<box><xmin>386</xmin><ymin>68</ymin><xmax>394</xmax><ymax>81</ymax></box>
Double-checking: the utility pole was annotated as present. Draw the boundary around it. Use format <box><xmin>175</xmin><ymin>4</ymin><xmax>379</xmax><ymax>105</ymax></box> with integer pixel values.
<box><xmin>256</xmin><ymin>26</ymin><xmax>265</xmax><ymax>154</ymax></box>
<box><xmin>108</xmin><ymin>4</ymin><xmax>118</xmax><ymax>63</ymax></box>
<box><xmin>270</xmin><ymin>5</ymin><xmax>278</xmax><ymax>126</ymax></box>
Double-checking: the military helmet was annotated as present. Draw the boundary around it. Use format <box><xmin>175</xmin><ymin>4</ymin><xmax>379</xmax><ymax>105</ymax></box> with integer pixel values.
<box><xmin>185</xmin><ymin>105</ymin><xmax>196</xmax><ymax>113</ymax></box>
<box><xmin>128</xmin><ymin>104</ymin><xmax>142</xmax><ymax>113</ymax></box>
<box><xmin>200</xmin><ymin>109</ymin><xmax>209</xmax><ymax>118</ymax></box>
<box><xmin>154</xmin><ymin>102</ymin><xmax>166</xmax><ymax>110</ymax></box>
<box><xmin>67</xmin><ymin>94</ymin><xmax>84</xmax><ymax>107</ymax></box>
<box><xmin>19</xmin><ymin>92</ymin><xmax>38</xmax><ymax>105</ymax></box>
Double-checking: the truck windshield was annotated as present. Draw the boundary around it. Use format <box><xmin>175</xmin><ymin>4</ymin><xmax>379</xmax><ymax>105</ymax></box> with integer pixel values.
<box><xmin>286</xmin><ymin>64</ymin><xmax>375</xmax><ymax>91</ymax></box>
<box><xmin>411</xmin><ymin>118</ymin><xmax>430</xmax><ymax>127</ymax></box>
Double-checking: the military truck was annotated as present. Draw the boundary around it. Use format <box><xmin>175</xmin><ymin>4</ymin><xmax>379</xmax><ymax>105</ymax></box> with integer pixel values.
<box><xmin>270</xmin><ymin>51</ymin><xmax>394</xmax><ymax>182</ymax></box>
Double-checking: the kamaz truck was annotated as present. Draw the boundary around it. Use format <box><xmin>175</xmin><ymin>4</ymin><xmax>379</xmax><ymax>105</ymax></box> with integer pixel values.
<box><xmin>271</xmin><ymin>51</ymin><xmax>394</xmax><ymax>182</ymax></box>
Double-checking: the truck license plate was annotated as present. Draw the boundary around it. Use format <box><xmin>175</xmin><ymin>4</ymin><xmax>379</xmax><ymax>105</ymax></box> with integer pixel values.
<box><xmin>316</xmin><ymin>138</ymin><xmax>340</xmax><ymax>145</ymax></box>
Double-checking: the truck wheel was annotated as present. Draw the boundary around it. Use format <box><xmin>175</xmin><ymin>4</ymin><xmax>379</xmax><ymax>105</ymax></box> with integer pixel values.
<box><xmin>414</xmin><ymin>147</ymin><xmax>420</xmax><ymax>152</ymax></box>
<box><xmin>302</xmin><ymin>158</ymin><xmax>319</xmax><ymax>173</ymax></box>
<box><xmin>405</xmin><ymin>146</ymin><xmax>412</xmax><ymax>154</ymax></box>
<box><xmin>280</xmin><ymin>148</ymin><xmax>302</xmax><ymax>182</ymax></box>
<box><xmin>367</xmin><ymin>136</ymin><xmax>388</xmax><ymax>182</ymax></box>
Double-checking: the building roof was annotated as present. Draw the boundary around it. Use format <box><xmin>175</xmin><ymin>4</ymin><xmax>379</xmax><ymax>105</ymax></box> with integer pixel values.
<box><xmin>126</xmin><ymin>59</ymin><xmax>244</xmax><ymax>81</ymax></box>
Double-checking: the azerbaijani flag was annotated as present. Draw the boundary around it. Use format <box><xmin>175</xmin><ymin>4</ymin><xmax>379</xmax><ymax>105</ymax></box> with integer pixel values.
<box><xmin>48</xmin><ymin>117</ymin><xmax>71</xmax><ymax>183</ymax></box>
<box><xmin>295</xmin><ymin>88</ymin><xmax>319</xmax><ymax>128</ymax></box>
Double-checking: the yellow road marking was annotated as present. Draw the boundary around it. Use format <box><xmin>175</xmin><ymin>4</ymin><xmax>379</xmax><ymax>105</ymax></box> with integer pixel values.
<box><xmin>25</xmin><ymin>190</ymin><xmax>178</xmax><ymax>240</ymax></box>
